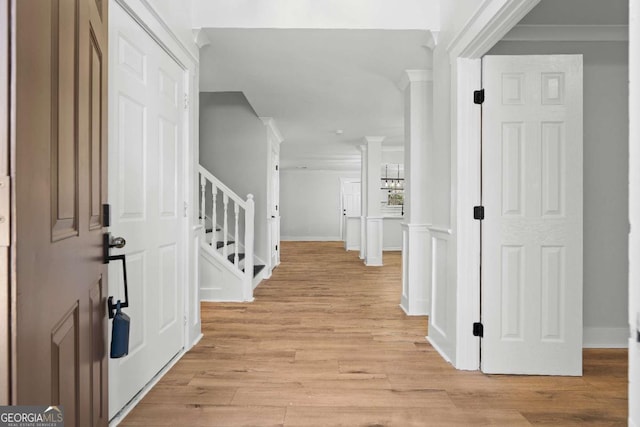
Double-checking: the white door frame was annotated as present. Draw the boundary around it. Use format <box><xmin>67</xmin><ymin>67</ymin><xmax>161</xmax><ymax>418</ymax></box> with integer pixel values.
<box><xmin>262</xmin><ymin>117</ymin><xmax>283</xmax><ymax>276</ymax></box>
<box><xmin>629</xmin><ymin>1</ymin><xmax>639</xmax><ymax>425</ymax></box>
<box><xmin>339</xmin><ymin>177</ymin><xmax>361</xmax><ymax>240</ymax></box>
<box><xmin>0</xmin><ymin>0</ymin><xmax>10</xmax><ymax>406</ymax></box>
<box><xmin>446</xmin><ymin>0</ymin><xmax>541</xmax><ymax>370</ymax></box>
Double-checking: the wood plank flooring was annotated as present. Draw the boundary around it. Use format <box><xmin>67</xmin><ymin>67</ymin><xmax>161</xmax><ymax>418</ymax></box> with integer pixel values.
<box><xmin>121</xmin><ymin>241</ymin><xmax>628</xmax><ymax>426</ymax></box>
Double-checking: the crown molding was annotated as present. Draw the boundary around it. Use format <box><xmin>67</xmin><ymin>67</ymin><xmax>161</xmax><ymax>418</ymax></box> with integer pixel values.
<box><xmin>397</xmin><ymin>69</ymin><xmax>434</xmax><ymax>91</ymax></box>
<box><xmin>260</xmin><ymin>117</ymin><xmax>284</xmax><ymax>144</ymax></box>
<box><xmin>424</xmin><ymin>30</ymin><xmax>439</xmax><ymax>50</ymax></box>
<box><xmin>363</xmin><ymin>136</ymin><xmax>386</xmax><ymax>145</ymax></box>
<box><xmin>502</xmin><ymin>25</ymin><xmax>629</xmax><ymax>42</ymax></box>
<box><xmin>192</xmin><ymin>28</ymin><xmax>211</xmax><ymax>49</ymax></box>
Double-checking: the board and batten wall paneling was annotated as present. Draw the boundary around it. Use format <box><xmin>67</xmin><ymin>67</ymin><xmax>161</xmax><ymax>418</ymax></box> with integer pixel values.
<box><xmin>281</xmin><ymin>170</ymin><xmax>359</xmax><ymax>241</ymax></box>
<box><xmin>488</xmin><ymin>41</ymin><xmax>629</xmax><ymax>347</ymax></box>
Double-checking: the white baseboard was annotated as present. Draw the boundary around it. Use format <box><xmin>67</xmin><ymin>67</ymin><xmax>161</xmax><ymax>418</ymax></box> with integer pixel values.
<box><xmin>399</xmin><ymin>302</ymin><xmax>429</xmax><ymax>316</ymax></box>
<box><xmin>383</xmin><ymin>246</ymin><xmax>402</xmax><ymax>251</ymax></box>
<box><xmin>583</xmin><ymin>327</ymin><xmax>629</xmax><ymax>348</ymax></box>
<box><xmin>282</xmin><ymin>236</ymin><xmax>341</xmax><ymax>241</ymax></box>
<box><xmin>630</xmin><ymin>418</ymin><xmax>638</xmax><ymax>427</ymax></box>
<box><xmin>427</xmin><ymin>335</ymin><xmax>452</xmax><ymax>365</ymax></box>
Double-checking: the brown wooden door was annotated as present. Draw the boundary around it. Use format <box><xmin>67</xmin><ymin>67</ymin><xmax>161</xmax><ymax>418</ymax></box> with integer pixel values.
<box><xmin>14</xmin><ymin>0</ymin><xmax>108</xmax><ymax>425</ymax></box>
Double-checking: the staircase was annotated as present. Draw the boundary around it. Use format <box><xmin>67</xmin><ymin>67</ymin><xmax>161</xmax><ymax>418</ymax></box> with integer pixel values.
<box><xmin>198</xmin><ymin>165</ymin><xmax>266</xmax><ymax>302</ymax></box>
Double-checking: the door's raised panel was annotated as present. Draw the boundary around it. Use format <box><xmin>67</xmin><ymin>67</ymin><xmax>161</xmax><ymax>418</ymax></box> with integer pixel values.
<box><xmin>502</xmin><ymin>123</ymin><xmax>524</xmax><ymax>216</ymax></box>
<box><xmin>120</xmin><ymin>251</ymin><xmax>146</xmax><ymax>354</ymax></box>
<box><xmin>430</xmin><ymin>236</ymin><xmax>448</xmax><ymax>337</ymax></box>
<box><xmin>118</xmin><ymin>94</ymin><xmax>146</xmax><ymax>220</ymax></box>
<box><xmin>89</xmin><ymin>33</ymin><xmax>103</xmax><ymax>230</ymax></box>
<box><xmin>541</xmin><ymin>246</ymin><xmax>565</xmax><ymax>342</ymax></box>
<box><xmin>89</xmin><ymin>279</ymin><xmax>104</xmax><ymax>426</ymax></box>
<box><xmin>502</xmin><ymin>73</ymin><xmax>525</xmax><ymax>105</ymax></box>
<box><xmin>118</xmin><ymin>34</ymin><xmax>146</xmax><ymax>83</ymax></box>
<box><xmin>541</xmin><ymin>122</ymin><xmax>565</xmax><ymax>217</ymax></box>
<box><xmin>159</xmin><ymin>69</ymin><xmax>178</xmax><ymax>108</ymax></box>
<box><xmin>159</xmin><ymin>244</ymin><xmax>178</xmax><ymax>331</ymax></box>
<box><xmin>542</xmin><ymin>72</ymin><xmax>565</xmax><ymax>105</ymax></box>
<box><xmin>501</xmin><ymin>246</ymin><xmax>524</xmax><ymax>340</ymax></box>
<box><xmin>51</xmin><ymin>0</ymin><xmax>79</xmax><ymax>241</ymax></box>
<box><xmin>51</xmin><ymin>304</ymin><xmax>79</xmax><ymax>427</ymax></box>
<box><xmin>159</xmin><ymin>117</ymin><xmax>177</xmax><ymax>218</ymax></box>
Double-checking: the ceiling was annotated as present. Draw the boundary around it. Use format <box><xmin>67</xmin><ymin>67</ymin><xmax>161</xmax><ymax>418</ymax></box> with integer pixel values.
<box><xmin>199</xmin><ymin>29</ymin><xmax>433</xmax><ymax>170</ymax></box>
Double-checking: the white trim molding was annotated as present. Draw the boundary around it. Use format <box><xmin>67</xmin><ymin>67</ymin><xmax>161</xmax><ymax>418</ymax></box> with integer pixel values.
<box><xmin>502</xmin><ymin>25</ymin><xmax>629</xmax><ymax>42</ymax></box>
<box><xmin>583</xmin><ymin>327</ymin><xmax>629</xmax><ymax>348</ymax></box>
<box><xmin>447</xmin><ymin>0</ymin><xmax>541</xmax><ymax>59</ymax></box>
<box><xmin>365</xmin><ymin>216</ymin><xmax>384</xmax><ymax>266</ymax></box>
<box><xmin>400</xmin><ymin>223</ymin><xmax>431</xmax><ymax>315</ymax></box>
<box><xmin>192</xmin><ymin>28</ymin><xmax>211</xmax><ymax>49</ymax></box>
<box><xmin>260</xmin><ymin>117</ymin><xmax>285</xmax><ymax>145</ymax></box>
<box><xmin>397</xmin><ymin>69</ymin><xmax>434</xmax><ymax>92</ymax></box>
<box><xmin>282</xmin><ymin>236</ymin><xmax>342</xmax><ymax>242</ymax></box>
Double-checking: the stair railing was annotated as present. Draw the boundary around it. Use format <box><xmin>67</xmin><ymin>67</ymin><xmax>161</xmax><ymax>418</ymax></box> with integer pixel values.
<box><xmin>198</xmin><ymin>165</ymin><xmax>254</xmax><ymax>301</ymax></box>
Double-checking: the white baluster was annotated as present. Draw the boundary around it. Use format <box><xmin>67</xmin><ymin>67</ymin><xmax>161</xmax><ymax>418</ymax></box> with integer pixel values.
<box><xmin>234</xmin><ymin>202</ymin><xmax>240</xmax><ymax>267</ymax></box>
<box><xmin>210</xmin><ymin>185</ymin><xmax>217</xmax><ymax>246</ymax></box>
<box><xmin>199</xmin><ymin>174</ymin><xmax>206</xmax><ymax>227</ymax></box>
<box><xmin>222</xmin><ymin>194</ymin><xmax>229</xmax><ymax>258</ymax></box>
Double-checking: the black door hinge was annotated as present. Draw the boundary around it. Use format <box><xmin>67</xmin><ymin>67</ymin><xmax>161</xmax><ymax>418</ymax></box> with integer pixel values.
<box><xmin>103</xmin><ymin>204</ymin><xmax>111</xmax><ymax>227</ymax></box>
<box><xmin>473</xmin><ymin>322</ymin><xmax>484</xmax><ymax>337</ymax></box>
<box><xmin>473</xmin><ymin>206</ymin><xmax>484</xmax><ymax>220</ymax></box>
<box><xmin>275</xmin><ymin>244</ymin><xmax>278</xmax><ymax>251</ymax></box>
<box><xmin>275</xmin><ymin>165</ymin><xmax>279</xmax><ymax>171</ymax></box>
<box><xmin>474</xmin><ymin>89</ymin><xmax>485</xmax><ymax>105</ymax></box>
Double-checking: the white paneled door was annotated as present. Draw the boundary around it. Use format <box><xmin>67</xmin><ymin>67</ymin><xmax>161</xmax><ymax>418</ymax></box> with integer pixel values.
<box><xmin>270</xmin><ymin>148</ymin><xmax>280</xmax><ymax>270</ymax></box>
<box><xmin>341</xmin><ymin>180</ymin><xmax>361</xmax><ymax>240</ymax></box>
<box><xmin>482</xmin><ymin>55</ymin><xmax>583</xmax><ymax>375</ymax></box>
<box><xmin>108</xmin><ymin>4</ymin><xmax>185</xmax><ymax>417</ymax></box>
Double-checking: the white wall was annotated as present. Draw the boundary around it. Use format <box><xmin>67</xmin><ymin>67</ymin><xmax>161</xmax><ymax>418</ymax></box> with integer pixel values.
<box><xmin>429</xmin><ymin>0</ymin><xmax>542</xmax><ymax>369</ymax></box>
<box><xmin>147</xmin><ymin>0</ymin><xmax>198</xmax><ymax>59</ymax></box>
<box><xmin>191</xmin><ymin>0</ymin><xmax>439</xmax><ymax>30</ymax></box>
<box><xmin>199</xmin><ymin>92</ymin><xmax>270</xmax><ymax>264</ymax></box>
<box><xmin>383</xmin><ymin>217</ymin><xmax>403</xmax><ymax>250</ymax></box>
<box><xmin>281</xmin><ymin>170</ymin><xmax>359</xmax><ymax>240</ymax></box>
<box><xmin>629</xmin><ymin>1</ymin><xmax>639</xmax><ymax>425</ymax></box>
<box><xmin>488</xmin><ymin>41</ymin><xmax>629</xmax><ymax>346</ymax></box>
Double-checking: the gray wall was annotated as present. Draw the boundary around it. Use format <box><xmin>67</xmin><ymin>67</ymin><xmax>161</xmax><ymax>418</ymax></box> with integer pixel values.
<box><xmin>281</xmin><ymin>170</ymin><xmax>359</xmax><ymax>240</ymax></box>
<box><xmin>199</xmin><ymin>92</ymin><xmax>269</xmax><ymax>264</ymax></box>
<box><xmin>488</xmin><ymin>41</ymin><xmax>629</xmax><ymax>335</ymax></box>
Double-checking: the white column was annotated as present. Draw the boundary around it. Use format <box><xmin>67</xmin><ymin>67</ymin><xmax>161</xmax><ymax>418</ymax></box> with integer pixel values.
<box><xmin>365</xmin><ymin>136</ymin><xmax>384</xmax><ymax>266</ymax></box>
<box><xmin>399</xmin><ymin>70</ymin><xmax>433</xmax><ymax>315</ymax></box>
<box><xmin>359</xmin><ymin>145</ymin><xmax>367</xmax><ymax>260</ymax></box>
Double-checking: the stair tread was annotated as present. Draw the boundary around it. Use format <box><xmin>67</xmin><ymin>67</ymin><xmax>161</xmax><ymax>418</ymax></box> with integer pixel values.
<box><xmin>216</xmin><ymin>241</ymin><xmax>235</xmax><ymax>249</ymax></box>
<box><xmin>227</xmin><ymin>253</ymin><xmax>245</xmax><ymax>263</ymax></box>
<box><xmin>242</xmin><ymin>264</ymin><xmax>266</xmax><ymax>278</ymax></box>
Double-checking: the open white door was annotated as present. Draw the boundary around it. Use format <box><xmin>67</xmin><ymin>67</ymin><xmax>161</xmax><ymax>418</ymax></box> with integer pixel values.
<box><xmin>108</xmin><ymin>3</ymin><xmax>185</xmax><ymax>417</ymax></box>
<box><xmin>482</xmin><ymin>55</ymin><xmax>583</xmax><ymax>375</ymax></box>
<box><xmin>340</xmin><ymin>180</ymin><xmax>361</xmax><ymax>240</ymax></box>
<box><xmin>269</xmin><ymin>149</ymin><xmax>280</xmax><ymax>270</ymax></box>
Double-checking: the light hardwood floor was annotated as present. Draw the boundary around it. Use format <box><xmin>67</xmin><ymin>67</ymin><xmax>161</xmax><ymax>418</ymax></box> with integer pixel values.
<box><xmin>121</xmin><ymin>241</ymin><xmax>627</xmax><ymax>426</ymax></box>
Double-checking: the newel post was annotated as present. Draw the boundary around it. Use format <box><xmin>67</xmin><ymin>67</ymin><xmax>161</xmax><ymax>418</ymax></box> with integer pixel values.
<box><xmin>243</xmin><ymin>194</ymin><xmax>255</xmax><ymax>301</ymax></box>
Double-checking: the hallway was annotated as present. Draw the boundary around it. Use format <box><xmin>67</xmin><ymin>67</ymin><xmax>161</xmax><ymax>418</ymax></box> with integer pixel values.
<box><xmin>121</xmin><ymin>242</ymin><xmax>627</xmax><ymax>426</ymax></box>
